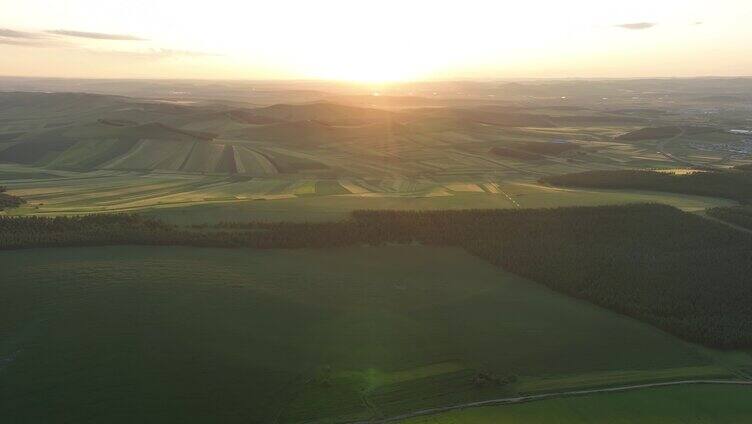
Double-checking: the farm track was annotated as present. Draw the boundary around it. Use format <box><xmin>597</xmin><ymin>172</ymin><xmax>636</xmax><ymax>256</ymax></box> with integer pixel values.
<box><xmin>347</xmin><ymin>379</ymin><xmax>752</xmax><ymax>424</ymax></box>
<box><xmin>498</xmin><ymin>188</ymin><xmax>520</xmax><ymax>208</ymax></box>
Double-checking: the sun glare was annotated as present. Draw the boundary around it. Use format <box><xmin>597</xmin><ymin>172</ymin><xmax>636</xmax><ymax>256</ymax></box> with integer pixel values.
<box><xmin>308</xmin><ymin>60</ymin><xmax>421</xmax><ymax>83</ymax></box>
<box><xmin>1</xmin><ymin>0</ymin><xmax>751</xmax><ymax>79</ymax></box>
<box><xmin>276</xmin><ymin>35</ymin><xmax>441</xmax><ymax>83</ymax></box>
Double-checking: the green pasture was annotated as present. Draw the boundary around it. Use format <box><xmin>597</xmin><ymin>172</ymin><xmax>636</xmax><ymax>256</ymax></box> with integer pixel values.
<box><xmin>401</xmin><ymin>385</ymin><xmax>752</xmax><ymax>423</ymax></box>
<box><xmin>1</xmin><ymin>245</ymin><xmax>742</xmax><ymax>423</ymax></box>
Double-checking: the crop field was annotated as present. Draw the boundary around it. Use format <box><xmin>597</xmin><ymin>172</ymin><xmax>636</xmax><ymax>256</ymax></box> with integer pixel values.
<box><xmin>0</xmin><ymin>164</ymin><xmax>734</xmax><ymax>221</ymax></box>
<box><xmin>2</xmin><ymin>90</ymin><xmax>750</xmax><ymax>223</ymax></box>
<box><xmin>2</xmin><ymin>245</ymin><xmax>747</xmax><ymax>423</ymax></box>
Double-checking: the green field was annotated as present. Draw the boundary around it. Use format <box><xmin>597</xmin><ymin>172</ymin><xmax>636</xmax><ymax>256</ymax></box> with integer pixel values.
<box><xmin>0</xmin><ymin>163</ymin><xmax>734</xmax><ymax>222</ymax></box>
<box><xmin>142</xmin><ymin>187</ymin><xmax>733</xmax><ymax>224</ymax></box>
<box><xmin>401</xmin><ymin>385</ymin><xmax>752</xmax><ymax>423</ymax></box>
<box><xmin>2</xmin><ymin>245</ymin><xmax>746</xmax><ymax>423</ymax></box>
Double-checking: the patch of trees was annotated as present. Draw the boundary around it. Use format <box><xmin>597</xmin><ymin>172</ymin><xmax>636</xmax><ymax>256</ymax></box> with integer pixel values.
<box><xmin>3</xmin><ymin>204</ymin><xmax>752</xmax><ymax>348</ymax></box>
<box><xmin>541</xmin><ymin>170</ymin><xmax>752</xmax><ymax>203</ymax></box>
<box><xmin>0</xmin><ymin>186</ymin><xmax>24</xmax><ymax>210</ymax></box>
<box><xmin>0</xmin><ymin>214</ymin><xmax>364</xmax><ymax>250</ymax></box>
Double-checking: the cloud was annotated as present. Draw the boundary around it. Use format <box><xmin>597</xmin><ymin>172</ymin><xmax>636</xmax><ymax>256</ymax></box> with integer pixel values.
<box><xmin>0</xmin><ymin>38</ymin><xmax>35</xmax><ymax>46</ymax></box>
<box><xmin>150</xmin><ymin>48</ymin><xmax>218</xmax><ymax>58</ymax></box>
<box><xmin>0</xmin><ymin>28</ymin><xmax>46</xmax><ymax>39</ymax></box>
<box><xmin>0</xmin><ymin>27</ymin><xmax>67</xmax><ymax>47</ymax></box>
<box><xmin>0</xmin><ymin>38</ymin><xmax>41</xmax><ymax>46</ymax></box>
<box><xmin>83</xmin><ymin>48</ymin><xmax>219</xmax><ymax>60</ymax></box>
<box><xmin>0</xmin><ymin>27</ymin><xmax>202</xmax><ymax>56</ymax></box>
<box><xmin>615</xmin><ymin>22</ymin><xmax>657</xmax><ymax>30</ymax></box>
<box><xmin>46</xmin><ymin>29</ymin><xmax>146</xmax><ymax>41</ymax></box>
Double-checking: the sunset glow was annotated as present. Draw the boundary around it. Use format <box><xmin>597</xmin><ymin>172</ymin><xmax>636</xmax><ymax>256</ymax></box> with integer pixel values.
<box><xmin>1</xmin><ymin>0</ymin><xmax>751</xmax><ymax>80</ymax></box>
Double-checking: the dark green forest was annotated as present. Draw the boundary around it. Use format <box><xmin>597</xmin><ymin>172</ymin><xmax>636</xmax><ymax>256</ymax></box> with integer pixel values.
<box><xmin>541</xmin><ymin>170</ymin><xmax>752</xmax><ymax>203</ymax></box>
<box><xmin>707</xmin><ymin>206</ymin><xmax>752</xmax><ymax>230</ymax></box>
<box><xmin>3</xmin><ymin>203</ymin><xmax>752</xmax><ymax>348</ymax></box>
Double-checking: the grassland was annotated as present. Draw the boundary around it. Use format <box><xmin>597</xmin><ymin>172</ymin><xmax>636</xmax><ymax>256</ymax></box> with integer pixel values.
<box><xmin>2</xmin><ymin>245</ymin><xmax>748</xmax><ymax>423</ymax></box>
<box><xmin>400</xmin><ymin>385</ymin><xmax>752</xmax><ymax>423</ymax></box>
<box><xmin>0</xmin><ymin>163</ymin><xmax>734</xmax><ymax>222</ymax></box>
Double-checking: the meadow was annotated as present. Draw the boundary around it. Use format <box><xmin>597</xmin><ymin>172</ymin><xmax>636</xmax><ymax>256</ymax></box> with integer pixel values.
<box><xmin>0</xmin><ymin>245</ymin><xmax>741</xmax><ymax>423</ymax></box>
<box><xmin>401</xmin><ymin>385</ymin><xmax>752</xmax><ymax>424</ymax></box>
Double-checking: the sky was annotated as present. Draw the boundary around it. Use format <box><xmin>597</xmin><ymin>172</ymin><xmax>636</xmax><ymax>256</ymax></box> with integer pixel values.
<box><xmin>0</xmin><ymin>0</ymin><xmax>751</xmax><ymax>82</ymax></box>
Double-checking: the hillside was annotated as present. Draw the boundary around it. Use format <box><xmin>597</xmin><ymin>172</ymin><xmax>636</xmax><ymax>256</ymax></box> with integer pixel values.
<box><xmin>0</xmin><ymin>90</ymin><xmax>746</xmax><ymax>180</ymax></box>
<box><xmin>0</xmin><ymin>122</ymin><xmax>222</xmax><ymax>172</ymax></box>
<box><xmin>245</xmin><ymin>101</ymin><xmax>397</xmax><ymax>124</ymax></box>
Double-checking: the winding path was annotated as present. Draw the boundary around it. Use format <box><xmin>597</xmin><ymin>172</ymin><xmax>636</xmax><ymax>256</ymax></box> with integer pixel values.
<box><xmin>349</xmin><ymin>379</ymin><xmax>752</xmax><ymax>423</ymax></box>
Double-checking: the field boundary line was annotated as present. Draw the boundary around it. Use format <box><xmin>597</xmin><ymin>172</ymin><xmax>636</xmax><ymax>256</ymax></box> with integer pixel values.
<box><xmin>495</xmin><ymin>187</ymin><xmax>520</xmax><ymax>208</ymax></box>
<box><xmin>346</xmin><ymin>379</ymin><xmax>752</xmax><ymax>423</ymax></box>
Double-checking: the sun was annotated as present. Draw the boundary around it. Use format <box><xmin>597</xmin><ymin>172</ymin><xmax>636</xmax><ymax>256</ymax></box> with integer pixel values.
<box><xmin>324</xmin><ymin>65</ymin><xmax>416</xmax><ymax>83</ymax></box>
<box><xmin>300</xmin><ymin>55</ymin><xmax>425</xmax><ymax>83</ymax></box>
<box><xmin>279</xmin><ymin>37</ymin><xmax>437</xmax><ymax>83</ymax></box>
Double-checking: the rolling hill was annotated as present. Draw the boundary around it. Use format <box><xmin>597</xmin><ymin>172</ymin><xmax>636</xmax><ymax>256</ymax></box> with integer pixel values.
<box><xmin>0</xmin><ymin>91</ymin><xmax>670</xmax><ymax>177</ymax></box>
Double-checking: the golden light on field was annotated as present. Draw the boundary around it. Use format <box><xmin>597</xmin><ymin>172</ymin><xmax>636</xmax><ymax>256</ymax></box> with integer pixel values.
<box><xmin>1</xmin><ymin>0</ymin><xmax>751</xmax><ymax>79</ymax></box>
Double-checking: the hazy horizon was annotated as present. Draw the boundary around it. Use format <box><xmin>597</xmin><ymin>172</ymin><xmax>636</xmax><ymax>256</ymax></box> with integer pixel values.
<box><xmin>2</xmin><ymin>0</ymin><xmax>751</xmax><ymax>82</ymax></box>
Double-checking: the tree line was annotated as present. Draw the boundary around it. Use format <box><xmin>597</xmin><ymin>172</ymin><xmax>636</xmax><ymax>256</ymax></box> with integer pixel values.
<box><xmin>541</xmin><ymin>170</ymin><xmax>752</xmax><ymax>203</ymax></box>
<box><xmin>2</xmin><ymin>203</ymin><xmax>752</xmax><ymax>348</ymax></box>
